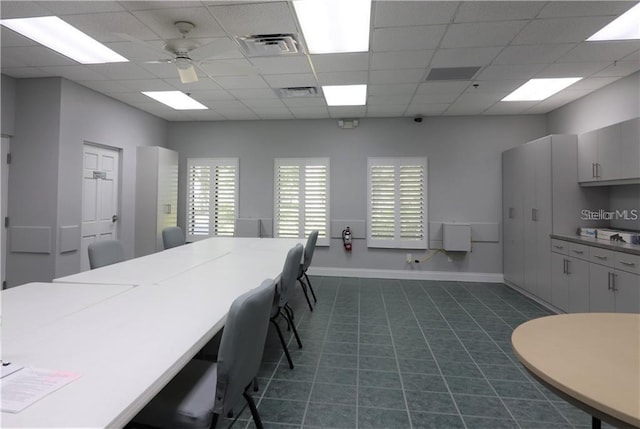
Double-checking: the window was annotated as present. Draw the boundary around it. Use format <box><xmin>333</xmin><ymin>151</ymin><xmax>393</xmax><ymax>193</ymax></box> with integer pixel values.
<box><xmin>186</xmin><ymin>158</ymin><xmax>238</xmax><ymax>241</ymax></box>
<box><xmin>274</xmin><ymin>158</ymin><xmax>329</xmax><ymax>245</ymax></box>
<box><xmin>367</xmin><ymin>157</ymin><xmax>427</xmax><ymax>249</ymax></box>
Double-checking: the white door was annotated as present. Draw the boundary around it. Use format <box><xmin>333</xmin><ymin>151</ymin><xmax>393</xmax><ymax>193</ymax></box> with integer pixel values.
<box><xmin>81</xmin><ymin>144</ymin><xmax>120</xmax><ymax>271</ymax></box>
<box><xmin>1</xmin><ymin>137</ymin><xmax>9</xmax><ymax>288</ymax></box>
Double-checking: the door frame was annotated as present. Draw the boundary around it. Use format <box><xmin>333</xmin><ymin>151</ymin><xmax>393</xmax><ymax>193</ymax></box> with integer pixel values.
<box><xmin>1</xmin><ymin>136</ymin><xmax>9</xmax><ymax>289</ymax></box>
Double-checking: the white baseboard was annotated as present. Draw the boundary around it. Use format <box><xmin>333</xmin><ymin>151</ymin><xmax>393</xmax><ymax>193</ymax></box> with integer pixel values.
<box><xmin>307</xmin><ymin>267</ymin><xmax>504</xmax><ymax>283</ymax></box>
<box><xmin>502</xmin><ymin>280</ymin><xmax>562</xmax><ymax>314</ymax></box>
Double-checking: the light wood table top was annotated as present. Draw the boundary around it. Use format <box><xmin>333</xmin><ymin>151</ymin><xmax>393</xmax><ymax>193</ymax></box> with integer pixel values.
<box><xmin>512</xmin><ymin>313</ymin><xmax>640</xmax><ymax>428</ymax></box>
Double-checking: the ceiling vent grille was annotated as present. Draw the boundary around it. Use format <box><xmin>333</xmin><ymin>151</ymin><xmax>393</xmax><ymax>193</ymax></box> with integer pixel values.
<box><xmin>236</xmin><ymin>33</ymin><xmax>301</xmax><ymax>57</ymax></box>
<box><xmin>426</xmin><ymin>66</ymin><xmax>481</xmax><ymax>81</ymax></box>
<box><xmin>278</xmin><ymin>87</ymin><xmax>319</xmax><ymax>98</ymax></box>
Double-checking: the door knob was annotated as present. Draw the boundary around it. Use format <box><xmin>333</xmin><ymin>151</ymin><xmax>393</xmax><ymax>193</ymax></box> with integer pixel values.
<box><xmin>112</xmin><ymin>214</ymin><xmax>119</xmax><ymax>223</ymax></box>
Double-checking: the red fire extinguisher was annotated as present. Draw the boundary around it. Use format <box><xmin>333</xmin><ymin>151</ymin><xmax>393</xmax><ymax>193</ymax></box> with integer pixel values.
<box><xmin>342</xmin><ymin>226</ymin><xmax>352</xmax><ymax>252</ymax></box>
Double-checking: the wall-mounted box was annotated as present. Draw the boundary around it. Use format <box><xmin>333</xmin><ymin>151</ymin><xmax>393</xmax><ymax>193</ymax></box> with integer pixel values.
<box><xmin>443</xmin><ymin>223</ymin><xmax>471</xmax><ymax>252</ymax></box>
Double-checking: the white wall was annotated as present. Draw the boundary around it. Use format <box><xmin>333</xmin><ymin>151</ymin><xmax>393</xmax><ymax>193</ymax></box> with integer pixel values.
<box><xmin>168</xmin><ymin>115</ymin><xmax>546</xmax><ymax>277</ymax></box>
<box><xmin>1</xmin><ymin>74</ymin><xmax>16</xmax><ymax>137</ymax></box>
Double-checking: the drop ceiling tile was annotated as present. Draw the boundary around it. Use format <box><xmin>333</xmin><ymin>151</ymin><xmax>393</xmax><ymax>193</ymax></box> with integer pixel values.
<box><xmin>537</xmin><ymin>1</ymin><xmax>634</xmax><ymax>18</ymax></box>
<box><xmin>440</xmin><ymin>21</ymin><xmax>527</xmax><ymax>49</ymax></box>
<box><xmin>39</xmin><ymin>1</ymin><xmax>126</xmax><ymax>15</ymax></box>
<box><xmin>40</xmin><ymin>65</ymin><xmax>108</xmax><ymax>81</ymax></box>
<box><xmin>374</xmin><ymin>1</ymin><xmax>458</xmax><ymax>27</ymax></box>
<box><xmin>512</xmin><ymin>16</ymin><xmax>615</xmax><ymax>45</ymax></box>
<box><xmin>454</xmin><ymin>2</ymin><xmax>544</xmax><ymax>23</ymax></box>
<box><xmin>63</xmin><ymin>12</ymin><xmax>158</xmax><ymax>43</ymax></box>
<box><xmin>142</xmin><ymin>62</ymin><xmax>183</xmax><ymax>79</ymax></box>
<box><xmin>199</xmin><ymin>59</ymin><xmax>256</xmax><ymax>76</ymax></box>
<box><xmin>1</xmin><ymin>67</ymin><xmax>49</xmax><ymax>78</ymax></box>
<box><xmin>367</xmin><ymin>94</ymin><xmax>413</xmax><ymax>105</ymax></box>
<box><xmin>87</xmin><ymin>63</ymin><xmax>156</xmax><ymax>80</ymax></box>
<box><xmin>190</xmin><ymin>89</ymin><xmax>234</xmax><ymax>101</ymax></box>
<box><xmin>412</xmin><ymin>92</ymin><xmax>460</xmax><ymax>104</ymax></box>
<box><xmin>444</xmin><ymin>102</ymin><xmax>491</xmax><ymax>115</ymax></box>
<box><xmin>132</xmin><ymin>7</ymin><xmax>226</xmax><ymax>40</ymax></box>
<box><xmin>0</xmin><ymin>1</ymin><xmax>51</xmax><ymax>18</ymax></box>
<box><xmin>208</xmin><ymin>2</ymin><xmax>297</xmax><ymax>37</ymax></box>
<box><xmin>214</xmin><ymin>75</ymin><xmax>270</xmax><ymax>89</ymax></box>
<box><xmin>108</xmin><ymin>92</ymin><xmax>152</xmax><ymax>104</ymax></box>
<box><xmin>1</xmin><ymin>46</ymin><xmax>76</xmax><ymax>67</ymax></box>
<box><xmin>416</xmin><ymin>81</ymin><xmax>470</xmax><ymax>94</ymax></box>
<box><xmin>252</xmin><ymin>108</ymin><xmax>294</xmax><ymax>120</ymax></box>
<box><xmin>371</xmin><ymin>50</ymin><xmax>434</xmax><ymax>70</ymax></box>
<box><xmin>203</xmin><ymin>100</ymin><xmax>247</xmax><ymax>110</ymax></box>
<box><xmin>568</xmin><ymin>77</ymin><xmax>620</xmax><ymax>91</ymax></box>
<box><xmin>537</xmin><ymin>62</ymin><xmax>610</xmax><ymax>78</ymax></box>
<box><xmin>367</xmin><ymin>105</ymin><xmax>407</xmax><ymax>117</ymax></box>
<box><xmin>370</xmin><ymin>69</ymin><xmax>425</xmax><ymax>84</ymax></box>
<box><xmin>372</xmin><ymin>26</ymin><xmax>447</xmax><ymax>52</ymax></box>
<box><xmin>282</xmin><ymin>97</ymin><xmax>326</xmax><ymax>108</ymax></box>
<box><xmin>291</xmin><ymin>107</ymin><xmax>330</xmax><ymax>119</ymax></box>
<box><xmin>0</xmin><ymin>27</ymin><xmax>38</xmax><ymax>47</ymax></box>
<box><xmin>464</xmin><ymin>80</ymin><xmax>525</xmax><ymax>94</ymax></box>
<box><xmin>263</xmin><ymin>73</ymin><xmax>316</xmax><ymax>88</ymax></box>
<box><xmin>405</xmin><ymin>104</ymin><xmax>449</xmax><ymax>116</ymax></box>
<box><xmin>559</xmin><ymin>41</ymin><xmax>640</xmax><ymax>63</ymax></box>
<box><xmin>240</xmin><ymin>98</ymin><xmax>286</xmax><ymax>108</ymax></box>
<box><xmin>368</xmin><ymin>84</ymin><xmax>418</xmax><ymax>96</ymax></box>
<box><xmin>592</xmin><ymin>61</ymin><xmax>640</xmax><ymax>78</ymax></box>
<box><xmin>476</xmin><ymin>63</ymin><xmax>547</xmax><ymax>80</ymax></box>
<box><xmin>328</xmin><ymin>106</ymin><xmax>367</xmax><ymax>118</ymax></box>
<box><xmin>484</xmin><ymin>101</ymin><xmax>538</xmax><ymax>115</ymax></box>
<box><xmin>310</xmin><ymin>53</ymin><xmax>370</xmax><ymax>73</ymax></box>
<box><xmin>228</xmin><ymin>88</ymin><xmax>279</xmax><ymax>99</ymax></box>
<box><xmin>118</xmin><ymin>78</ymin><xmax>176</xmax><ymax>91</ymax></box>
<box><xmin>493</xmin><ymin>44</ymin><xmax>576</xmax><ymax>65</ymax></box>
<box><xmin>186</xmin><ymin>110</ymin><xmax>227</xmax><ymax>121</ymax></box>
<box><xmin>104</xmin><ymin>41</ymin><xmax>166</xmax><ymax>62</ymax></box>
<box><xmin>156</xmin><ymin>111</ymin><xmax>195</xmax><ymax>121</ymax></box>
<box><xmin>430</xmin><ymin>47</ymin><xmax>501</xmax><ymax>68</ymax></box>
<box><xmin>249</xmin><ymin>56</ymin><xmax>312</xmax><ymax>75</ymax></box>
<box><xmin>218</xmin><ymin>110</ymin><xmax>260</xmax><ymax>121</ymax></box>
<box><xmin>455</xmin><ymin>92</ymin><xmax>505</xmax><ymax>105</ymax></box>
<box><xmin>77</xmin><ymin>80</ymin><xmax>131</xmax><ymax>93</ymax></box>
<box><xmin>120</xmin><ymin>2</ymin><xmax>203</xmax><ymax>11</ymax></box>
<box><xmin>163</xmin><ymin>77</ymin><xmax>222</xmax><ymax>90</ymax></box>
<box><xmin>316</xmin><ymin>71</ymin><xmax>368</xmax><ymax>86</ymax></box>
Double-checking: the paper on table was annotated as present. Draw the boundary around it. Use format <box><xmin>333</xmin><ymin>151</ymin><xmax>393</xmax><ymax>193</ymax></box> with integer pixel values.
<box><xmin>1</xmin><ymin>363</ymin><xmax>23</xmax><ymax>379</ymax></box>
<box><xmin>1</xmin><ymin>367</ymin><xmax>81</xmax><ymax>413</ymax></box>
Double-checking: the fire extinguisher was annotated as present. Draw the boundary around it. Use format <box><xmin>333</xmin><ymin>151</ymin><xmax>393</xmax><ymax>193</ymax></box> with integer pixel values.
<box><xmin>342</xmin><ymin>226</ymin><xmax>352</xmax><ymax>252</ymax></box>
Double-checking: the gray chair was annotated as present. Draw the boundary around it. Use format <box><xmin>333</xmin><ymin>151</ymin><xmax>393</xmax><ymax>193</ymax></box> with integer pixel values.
<box><xmin>297</xmin><ymin>230</ymin><xmax>318</xmax><ymax>311</ymax></box>
<box><xmin>270</xmin><ymin>244</ymin><xmax>304</xmax><ymax>369</ymax></box>
<box><xmin>88</xmin><ymin>240</ymin><xmax>124</xmax><ymax>269</ymax></box>
<box><xmin>133</xmin><ymin>278</ymin><xmax>275</xmax><ymax>429</ymax></box>
<box><xmin>162</xmin><ymin>226</ymin><xmax>185</xmax><ymax>249</ymax></box>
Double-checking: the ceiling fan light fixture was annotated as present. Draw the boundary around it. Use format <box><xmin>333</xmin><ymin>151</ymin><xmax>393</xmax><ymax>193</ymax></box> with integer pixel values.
<box><xmin>175</xmin><ymin>60</ymin><xmax>198</xmax><ymax>83</ymax></box>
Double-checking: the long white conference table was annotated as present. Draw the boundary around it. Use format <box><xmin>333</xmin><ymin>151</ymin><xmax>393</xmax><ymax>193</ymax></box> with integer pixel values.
<box><xmin>1</xmin><ymin>237</ymin><xmax>305</xmax><ymax>428</ymax></box>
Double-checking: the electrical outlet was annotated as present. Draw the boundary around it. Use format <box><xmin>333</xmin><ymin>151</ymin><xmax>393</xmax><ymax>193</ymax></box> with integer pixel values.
<box><xmin>406</xmin><ymin>253</ymin><xmax>413</xmax><ymax>263</ymax></box>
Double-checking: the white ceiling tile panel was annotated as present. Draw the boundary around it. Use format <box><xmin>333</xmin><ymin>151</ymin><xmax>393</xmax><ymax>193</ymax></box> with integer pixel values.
<box><xmin>454</xmin><ymin>2</ymin><xmax>544</xmax><ymax>23</ymax></box>
<box><xmin>39</xmin><ymin>65</ymin><xmax>108</xmax><ymax>81</ymax></box>
<box><xmin>493</xmin><ymin>44</ymin><xmax>576</xmax><ymax>65</ymax></box>
<box><xmin>484</xmin><ymin>101</ymin><xmax>538</xmax><ymax>115</ymax></box>
<box><xmin>476</xmin><ymin>63</ymin><xmax>547</xmax><ymax>80</ymax></box>
<box><xmin>282</xmin><ymin>98</ymin><xmax>326</xmax><ymax>108</ymax></box>
<box><xmin>228</xmin><ymin>88</ymin><xmax>279</xmax><ymax>99</ymax></box>
<box><xmin>218</xmin><ymin>110</ymin><xmax>261</xmax><ymax>120</ymax></box>
<box><xmin>132</xmin><ymin>7</ymin><xmax>226</xmax><ymax>40</ymax></box>
<box><xmin>372</xmin><ymin>26</ymin><xmax>447</xmax><ymax>52</ymax></box>
<box><xmin>559</xmin><ymin>41</ymin><xmax>640</xmax><ymax>63</ymax></box>
<box><xmin>328</xmin><ymin>106</ymin><xmax>367</xmax><ymax>118</ymax></box>
<box><xmin>117</xmin><ymin>78</ymin><xmax>176</xmax><ymax>91</ymax></box>
<box><xmin>87</xmin><ymin>63</ymin><xmax>157</xmax><ymax>80</ymax></box>
<box><xmin>1</xmin><ymin>27</ymin><xmax>38</xmax><ymax>47</ymax></box>
<box><xmin>1</xmin><ymin>46</ymin><xmax>77</xmax><ymax>67</ymax></box>
<box><xmin>366</xmin><ymin>105</ymin><xmax>408</xmax><ymax>117</ymax></box>
<box><xmin>198</xmin><ymin>59</ymin><xmax>257</xmax><ymax>76</ymax></box>
<box><xmin>240</xmin><ymin>98</ymin><xmax>286</xmax><ymax>108</ymax></box>
<box><xmin>291</xmin><ymin>107</ymin><xmax>330</xmax><ymax>119</ymax></box>
<box><xmin>185</xmin><ymin>110</ymin><xmax>227</xmax><ymax>121</ymax></box>
<box><xmin>592</xmin><ymin>61</ymin><xmax>640</xmax><ymax>78</ymax></box>
<box><xmin>455</xmin><ymin>92</ymin><xmax>506</xmax><ymax>104</ymax></box>
<box><xmin>310</xmin><ymin>53</ymin><xmax>370</xmax><ymax>72</ymax></box>
<box><xmin>263</xmin><ymin>73</ymin><xmax>317</xmax><ymax>88</ymax></box>
<box><xmin>369</xmin><ymin>69</ymin><xmax>425</xmax><ymax>84</ymax></box>
<box><xmin>374</xmin><ymin>1</ymin><xmax>458</xmax><ymax>27</ymax></box>
<box><xmin>537</xmin><ymin>1</ymin><xmax>634</xmax><ymax>18</ymax></box>
<box><xmin>412</xmin><ymin>92</ymin><xmax>461</xmax><ymax>104</ymax></box>
<box><xmin>252</xmin><ymin>108</ymin><xmax>294</xmax><ymax>120</ymax></box>
<box><xmin>512</xmin><ymin>16</ymin><xmax>616</xmax><ymax>45</ymax></box>
<box><xmin>142</xmin><ymin>62</ymin><xmax>185</xmax><ymax>79</ymax></box>
<box><xmin>249</xmin><ymin>56</ymin><xmax>312</xmax><ymax>75</ymax></box>
<box><xmin>190</xmin><ymin>89</ymin><xmax>234</xmax><ymax>101</ymax></box>
<box><xmin>370</xmin><ymin>50</ymin><xmax>434</xmax><ymax>70</ymax></box>
<box><xmin>62</xmin><ymin>12</ymin><xmax>159</xmax><ymax>43</ymax></box>
<box><xmin>464</xmin><ymin>80</ymin><xmax>525</xmax><ymax>94</ymax></box>
<box><xmin>1</xmin><ymin>67</ymin><xmax>49</xmax><ymax>78</ymax></box>
<box><xmin>163</xmin><ymin>77</ymin><xmax>223</xmax><ymax>90</ymax></box>
<box><xmin>316</xmin><ymin>71</ymin><xmax>369</xmax><ymax>86</ymax></box>
<box><xmin>416</xmin><ymin>81</ymin><xmax>470</xmax><ymax>94</ymax></box>
<box><xmin>568</xmin><ymin>77</ymin><xmax>620</xmax><ymax>91</ymax></box>
<box><xmin>405</xmin><ymin>104</ymin><xmax>449</xmax><ymax>115</ymax></box>
<box><xmin>103</xmin><ymin>41</ymin><xmax>167</xmax><ymax>63</ymax></box>
<box><xmin>207</xmin><ymin>2</ymin><xmax>297</xmax><ymax>36</ymax></box>
<box><xmin>440</xmin><ymin>21</ymin><xmax>527</xmax><ymax>48</ymax></box>
<box><xmin>368</xmin><ymin>84</ymin><xmax>419</xmax><ymax>96</ymax></box>
<box><xmin>537</xmin><ymin>62</ymin><xmax>610</xmax><ymax>78</ymax></box>
<box><xmin>39</xmin><ymin>1</ymin><xmax>126</xmax><ymax>15</ymax></box>
<box><xmin>120</xmin><ymin>2</ymin><xmax>204</xmax><ymax>12</ymax></box>
<box><xmin>430</xmin><ymin>47</ymin><xmax>502</xmax><ymax>68</ymax></box>
<box><xmin>107</xmin><ymin>92</ymin><xmax>152</xmax><ymax>104</ymax></box>
<box><xmin>367</xmin><ymin>94</ymin><xmax>414</xmax><ymax>105</ymax></box>
<box><xmin>76</xmin><ymin>80</ymin><xmax>132</xmax><ymax>93</ymax></box>
<box><xmin>214</xmin><ymin>75</ymin><xmax>270</xmax><ymax>89</ymax></box>
<box><xmin>0</xmin><ymin>1</ymin><xmax>51</xmax><ymax>18</ymax></box>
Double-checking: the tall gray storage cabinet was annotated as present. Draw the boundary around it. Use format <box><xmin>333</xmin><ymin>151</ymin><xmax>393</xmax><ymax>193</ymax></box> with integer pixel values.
<box><xmin>135</xmin><ymin>147</ymin><xmax>179</xmax><ymax>257</ymax></box>
<box><xmin>502</xmin><ymin>135</ymin><xmax>606</xmax><ymax>308</ymax></box>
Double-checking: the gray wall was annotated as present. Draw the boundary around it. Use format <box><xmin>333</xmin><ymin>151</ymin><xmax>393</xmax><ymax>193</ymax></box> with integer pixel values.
<box><xmin>168</xmin><ymin>115</ymin><xmax>546</xmax><ymax>275</ymax></box>
<box><xmin>1</xmin><ymin>74</ymin><xmax>16</xmax><ymax>136</ymax></box>
<box><xmin>6</xmin><ymin>77</ymin><xmax>167</xmax><ymax>286</ymax></box>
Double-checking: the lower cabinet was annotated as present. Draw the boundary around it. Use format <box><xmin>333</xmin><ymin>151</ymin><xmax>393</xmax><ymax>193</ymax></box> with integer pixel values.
<box><xmin>551</xmin><ymin>246</ymin><xmax>589</xmax><ymax>312</ymax></box>
<box><xmin>589</xmin><ymin>259</ymin><xmax>640</xmax><ymax>314</ymax></box>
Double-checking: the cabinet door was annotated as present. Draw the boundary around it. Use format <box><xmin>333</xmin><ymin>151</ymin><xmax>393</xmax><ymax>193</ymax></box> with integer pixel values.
<box><xmin>522</xmin><ymin>143</ymin><xmax>538</xmax><ymax>295</ymax></box>
<box><xmin>502</xmin><ymin>148</ymin><xmax>524</xmax><ymax>287</ymax></box>
<box><xmin>613</xmin><ymin>270</ymin><xmax>640</xmax><ymax>313</ymax></box>
<box><xmin>618</xmin><ymin>118</ymin><xmax>640</xmax><ymax>180</ymax></box>
<box><xmin>589</xmin><ymin>264</ymin><xmax>615</xmax><ymax>312</ymax></box>
<box><xmin>596</xmin><ymin>124</ymin><xmax>621</xmax><ymax>181</ymax></box>
<box><xmin>551</xmin><ymin>253</ymin><xmax>569</xmax><ymax>311</ymax></box>
<box><xmin>578</xmin><ymin>130</ymin><xmax>598</xmax><ymax>182</ymax></box>
<box><xmin>568</xmin><ymin>257</ymin><xmax>589</xmax><ymax>313</ymax></box>
<box><xmin>534</xmin><ymin>141</ymin><xmax>552</xmax><ymax>302</ymax></box>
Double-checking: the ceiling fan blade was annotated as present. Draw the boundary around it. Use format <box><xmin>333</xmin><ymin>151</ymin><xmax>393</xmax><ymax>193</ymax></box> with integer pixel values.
<box><xmin>178</xmin><ymin>64</ymin><xmax>199</xmax><ymax>84</ymax></box>
<box><xmin>144</xmin><ymin>59</ymin><xmax>173</xmax><ymax>64</ymax></box>
<box><xmin>189</xmin><ymin>38</ymin><xmax>239</xmax><ymax>60</ymax></box>
<box><xmin>115</xmin><ymin>32</ymin><xmax>169</xmax><ymax>58</ymax></box>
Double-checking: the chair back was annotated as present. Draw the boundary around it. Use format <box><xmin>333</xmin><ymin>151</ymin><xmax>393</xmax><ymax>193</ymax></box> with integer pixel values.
<box><xmin>302</xmin><ymin>230</ymin><xmax>318</xmax><ymax>272</ymax></box>
<box><xmin>88</xmin><ymin>240</ymin><xmax>124</xmax><ymax>269</ymax></box>
<box><xmin>214</xmin><ymin>279</ymin><xmax>275</xmax><ymax>415</ymax></box>
<box><xmin>162</xmin><ymin>226</ymin><xmax>185</xmax><ymax>249</ymax></box>
<box><xmin>278</xmin><ymin>244</ymin><xmax>303</xmax><ymax>307</ymax></box>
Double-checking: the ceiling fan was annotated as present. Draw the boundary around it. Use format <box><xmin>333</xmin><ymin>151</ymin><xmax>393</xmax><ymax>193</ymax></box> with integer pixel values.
<box><xmin>124</xmin><ymin>21</ymin><xmax>253</xmax><ymax>84</ymax></box>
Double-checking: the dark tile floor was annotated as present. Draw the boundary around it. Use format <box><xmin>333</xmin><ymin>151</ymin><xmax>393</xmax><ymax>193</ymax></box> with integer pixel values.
<box><xmin>225</xmin><ymin>276</ymin><xmax>617</xmax><ymax>429</ymax></box>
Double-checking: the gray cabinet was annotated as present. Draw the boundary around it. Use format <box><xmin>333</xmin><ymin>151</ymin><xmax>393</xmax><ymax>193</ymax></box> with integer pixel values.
<box><xmin>578</xmin><ymin>118</ymin><xmax>640</xmax><ymax>184</ymax></box>
<box><xmin>587</xmin><ymin>246</ymin><xmax>640</xmax><ymax>313</ymax></box>
<box><xmin>551</xmin><ymin>240</ymin><xmax>589</xmax><ymax>312</ymax></box>
<box><xmin>502</xmin><ymin>148</ymin><xmax>524</xmax><ymax>287</ymax></box>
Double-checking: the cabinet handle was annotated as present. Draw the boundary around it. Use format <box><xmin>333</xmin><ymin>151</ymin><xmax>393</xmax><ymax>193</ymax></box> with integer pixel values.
<box><xmin>553</xmin><ymin>245</ymin><xmax>564</xmax><ymax>250</ymax></box>
<box><xmin>562</xmin><ymin>259</ymin><xmax>567</xmax><ymax>274</ymax></box>
<box><xmin>611</xmin><ymin>272</ymin><xmax>618</xmax><ymax>292</ymax></box>
<box><xmin>619</xmin><ymin>261</ymin><xmax>636</xmax><ymax>267</ymax></box>
<box><xmin>531</xmin><ymin>208</ymin><xmax>538</xmax><ymax>222</ymax></box>
<box><xmin>566</xmin><ymin>259</ymin><xmax>571</xmax><ymax>275</ymax></box>
<box><xmin>607</xmin><ymin>272</ymin><xmax>612</xmax><ymax>290</ymax></box>
<box><xmin>572</xmin><ymin>250</ymin><xmax>584</xmax><ymax>255</ymax></box>
<box><xmin>594</xmin><ymin>255</ymin><xmax>607</xmax><ymax>260</ymax></box>
<box><xmin>509</xmin><ymin>207</ymin><xmax>515</xmax><ymax>219</ymax></box>
<box><xmin>596</xmin><ymin>163</ymin><xmax>602</xmax><ymax>178</ymax></box>
<box><xmin>592</xmin><ymin>163</ymin><xmax>596</xmax><ymax>178</ymax></box>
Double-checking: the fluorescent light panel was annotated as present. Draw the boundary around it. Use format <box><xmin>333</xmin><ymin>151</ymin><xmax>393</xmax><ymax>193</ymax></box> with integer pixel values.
<box><xmin>0</xmin><ymin>16</ymin><xmax>127</xmax><ymax>64</ymax></box>
<box><xmin>588</xmin><ymin>3</ymin><xmax>640</xmax><ymax>41</ymax></box>
<box><xmin>142</xmin><ymin>91</ymin><xmax>208</xmax><ymax>110</ymax></box>
<box><xmin>502</xmin><ymin>78</ymin><xmax>582</xmax><ymax>101</ymax></box>
<box><xmin>293</xmin><ymin>0</ymin><xmax>371</xmax><ymax>54</ymax></box>
<box><xmin>323</xmin><ymin>85</ymin><xmax>367</xmax><ymax>106</ymax></box>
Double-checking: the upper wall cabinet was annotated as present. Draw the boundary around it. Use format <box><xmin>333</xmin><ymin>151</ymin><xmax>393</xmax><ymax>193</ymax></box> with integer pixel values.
<box><xmin>578</xmin><ymin>118</ymin><xmax>640</xmax><ymax>185</ymax></box>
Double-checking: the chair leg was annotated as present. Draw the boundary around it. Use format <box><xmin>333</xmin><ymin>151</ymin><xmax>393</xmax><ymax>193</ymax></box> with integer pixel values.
<box><xmin>284</xmin><ymin>303</ymin><xmax>295</xmax><ymax>321</ymax></box>
<box><xmin>304</xmin><ymin>272</ymin><xmax>317</xmax><ymax>302</ymax></box>
<box><xmin>209</xmin><ymin>413</ymin><xmax>219</xmax><ymax>429</ymax></box>
<box><xmin>243</xmin><ymin>391</ymin><xmax>264</xmax><ymax>429</ymax></box>
<box><xmin>270</xmin><ymin>318</ymin><xmax>294</xmax><ymax>369</ymax></box>
<box><xmin>282</xmin><ymin>310</ymin><xmax>302</xmax><ymax>349</ymax></box>
<box><xmin>280</xmin><ymin>309</ymin><xmax>292</xmax><ymax>331</ymax></box>
<box><xmin>253</xmin><ymin>378</ymin><xmax>259</xmax><ymax>392</ymax></box>
<box><xmin>298</xmin><ymin>278</ymin><xmax>314</xmax><ymax>311</ymax></box>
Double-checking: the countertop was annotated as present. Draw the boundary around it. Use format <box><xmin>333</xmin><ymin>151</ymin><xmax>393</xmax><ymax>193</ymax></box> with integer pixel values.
<box><xmin>551</xmin><ymin>233</ymin><xmax>640</xmax><ymax>256</ymax></box>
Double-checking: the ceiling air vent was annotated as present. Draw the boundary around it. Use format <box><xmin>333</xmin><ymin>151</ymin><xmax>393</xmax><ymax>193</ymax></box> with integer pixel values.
<box><xmin>236</xmin><ymin>33</ymin><xmax>301</xmax><ymax>57</ymax></box>
<box><xmin>278</xmin><ymin>87</ymin><xmax>319</xmax><ymax>98</ymax></box>
<box><xmin>426</xmin><ymin>66</ymin><xmax>481</xmax><ymax>81</ymax></box>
